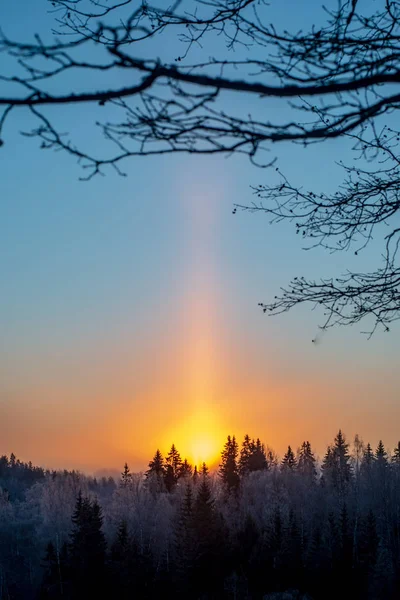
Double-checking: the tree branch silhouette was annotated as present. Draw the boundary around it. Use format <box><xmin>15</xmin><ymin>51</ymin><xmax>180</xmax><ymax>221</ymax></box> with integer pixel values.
<box><xmin>2</xmin><ymin>0</ymin><xmax>400</xmax><ymax>332</ymax></box>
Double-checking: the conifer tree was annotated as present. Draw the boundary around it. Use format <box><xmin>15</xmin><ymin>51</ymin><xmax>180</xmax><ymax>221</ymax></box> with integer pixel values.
<box><xmin>146</xmin><ymin>449</ymin><xmax>165</xmax><ymax>478</ymax></box>
<box><xmin>120</xmin><ymin>463</ymin><xmax>132</xmax><ymax>488</ymax></box>
<box><xmin>165</xmin><ymin>444</ymin><xmax>182</xmax><ymax>482</ymax></box>
<box><xmin>248</xmin><ymin>438</ymin><xmax>268</xmax><ymax>472</ymax></box>
<box><xmin>201</xmin><ymin>462</ymin><xmax>209</xmax><ymax>477</ymax></box>
<box><xmin>192</xmin><ymin>475</ymin><xmax>220</xmax><ymax>594</ymax></box>
<box><xmin>219</xmin><ymin>435</ymin><xmax>240</xmax><ymax>492</ymax></box>
<box><xmin>322</xmin><ymin>430</ymin><xmax>352</xmax><ymax>497</ymax></box>
<box><xmin>192</xmin><ymin>465</ymin><xmax>199</xmax><ymax>485</ymax></box>
<box><xmin>174</xmin><ymin>484</ymin><xmax>196</xmax><ymax>592</ymax></box>
<box><xmin>392</xmin><ymin>441</ymin><xmax>400</xmax><ymax>466</ymax></box>
<box><xmin>179</xmin><ymin>458</ymin><xmax>193</xmax><ymax>479</ymax></box>
<box><xmin>40</xmin><ymin>541</ymin><xmax>67</xmax><ymax>599</ymax></box>
<box><xmin>239</xmin><ymin>434</ymin><xmax>252</xmax><ymax>476</ymax></box>
<box><xmin>110</xmin><ymin>520</ymin><xmax>133</xmax><ymax>598</ymax></box>
<box><xmin>164</xmin><ymin>464</ymin><xmax>176</xmax><ymax>493</ymax></box>
<box><xmin>281</xmin><ymin>446</ymin><xmax>297</xmax><ymax>472</ymax></box>
<box><xmin>297</xmin><ymin>441</ymin><xmax>317</xmax><ymax>483</ymax></box>
<box><xmin>145</xmin><ymin>449</ymin><xmax>166</xmax><ymax>493</ymax></box>
<box><xmin>69</xmin><ymin>493</ymin><xmax>107</xmax><ymax>598</ymax></box>
<box><xmin>375</xmin><ymin>440</ymin><xmax>388</xmax><ymax>468</ymax></box>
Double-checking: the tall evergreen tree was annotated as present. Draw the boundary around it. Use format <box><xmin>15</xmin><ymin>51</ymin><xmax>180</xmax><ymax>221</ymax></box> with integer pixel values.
<box><xmin>145</xmin><ymin>449</ymin><xmax>166</xmax><ymax>493</ymax></box>
<box><xmin>174</xmin><ymin>484</ymin><xmax>196</xmax><ymax>593</ymax></box>
<box><xmin>322</xmin><ymin>430</ymin><xmax>352</xmax><ymax>497</ymax></box>
<box><xmin>120</xmin><ymin>463</ymin><xmax>132</xmax><ymax>488</ymax></box>
<box><xmin>392</xmin><ymin>441</ymin><xmax>400</xmax><ymax>466</ymax></box>
<box><xmin>375</xmin><ymin>440</ymin><xmax>388</xmax><ymax>469</ymax></box>
<box><xmin>219</xmin><ymin>435</ymin><xmax>240</xmax><ymax>492</ymax></box>
<box><xmin>165</xmin><ymin>444</ymin><xmax>182</xmax><ymax>483</ymax></box>
<box><xmin>239</xmin><ymin>434</ymin><xmax>252</xmax><ymax>476</ymax></box>
<box><xmin>146</xmin><ymin>449</ymin><xmax>165</xmax><ymax>478</ymax></box>
<box><xmin>109</xmin><ymin>520</ymin><xmax>134</xmax><ymax>599</ymax></box>
<box><xmin>192</xmin><ymin>465</ymin><xmax>199</xmax><ymax>485</ymax></box>
<box><xmin>179</xmin><ymin>458</ymin><xmax>193</xmax><ymax>479</ymax></box>
<box><xmin>248</xmin><ymin>438</ymin><xmax>268</xmax><ymax>472</ymax></box>
<box><xmin>192</xmin><ymin>475</ymin><xmax>221</xmax><ymax>595</ymax></box>
<box><xmin>281</xmin><ymin>446</ymin><xmax>297</xmax><ymax>472</ymax></box>
<box><xmin>201</xmin><ymin>462</ymin><xmax>209</xmax><ymax>477</ymax></box>
<box><xmin>69</xmin><ymin>493</ymin><xmax>107</xmax><ymax>598</ymax></box>
<box><xmin>297</xmin><ymin>441</ymin><xmax>317</xmax><ymax>483</ymax></box>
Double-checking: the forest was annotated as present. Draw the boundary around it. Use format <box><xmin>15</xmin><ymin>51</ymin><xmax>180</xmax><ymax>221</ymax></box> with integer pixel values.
<box><xmin>0</xmin><ymin>431</ymin><xmax>399</xmax><ymax>599</ymax></box>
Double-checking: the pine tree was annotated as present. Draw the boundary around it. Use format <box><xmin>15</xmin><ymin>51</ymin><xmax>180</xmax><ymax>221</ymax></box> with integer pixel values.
<box><xmin>239</xmin><ymin>434</ymin><xmax>252</xmax><ymax>476</ymax></box>
<box><xmin>164</xmin><ymin>464</ymin><xmax>176</xmax><ymax>493</ymax></box>
<box><xmin>146</xmin><ymin>449</ymin><xmax>165</xmax><ymax>478</ymax></box>
<box><xmin>145</xmin><ymin>449</ymin><xmax>166</xmax><ymax>493</ymax></box>
<box><xmin>192</xmin><ymin>475</ymin><xmax>220</xmax><ymax>595</ymax></box>
<box><xmin>322</xmin><ymin>430</ymin><xmax>352</xmax><ymax>497</ymax></box>
<box><xmin>192</xmin><ymin>465</ymin><xmax>199</xmax><ymax>484</ymax></box>
<box><xmin>201</xmin><ymin>462</ymin><xmax>209</xmax><ymax>477</ymax></box>
<box><xmin>358</xmin><ymin>510</ymin><xmax>379</xmax><ymax>573</ymax></box>
<box><xmin>120</xmin><ymin>463</ymin><xmax>132</xmax><ymax>488</ymax></box>
<box><xmin>375</xmin><ymin>440</ymin><xmax>388</xmax><ymax>469</ymax></box>
<box><xmin>40</xmin><ymin>541</ymin><xmax>66</xmax><ymax>598</ymax></box>
<box><xmin>174</xmin><ymin>484</ymin><xmax>196</xmax><ymax>592</ymax></box>
<box><xmin>219</xmin><ymin>435</ymin><xmax>240</xmax><ymax>491</ymax></box>
<box><xmin>281</xmin><ymin>445</ymin><xmax>297</xmax><ymax>472</ymax></box>
<box><xmin>297</xmin><ymin>441</ymin><xmax>317</xmax><ymax>483</ymax></box>
<box><xmin>110</xmin><ymin>520</ymin><xmax>134</xmax><ymax>599</ymax></box>
<box><xmin>392</xmin><ymin>441</ymin><xmax>400</xmax><ymax>466</ymax></box>
<box><xmin>179</xmin><ymin>458</ymin><xmax>193</xmax><ymax>479</ymax></box>
<box><xmin>248</xmin><ymin>438</ymin><xmax>268</xmax><ymax>472</ymax></box>
<box><xmin>165</xmin><ymin>444</ymin><xmax>182</xmax><ymax>483</ymax></box>
<box><xmin>69</xmin><ymin>492</ymin><xmax>107</xmax><ymax>598</ymax></box>
<box><xmin>362</xmin><ymin>443</ymin><xmax>375</xmax><ymax>471</ymax></box>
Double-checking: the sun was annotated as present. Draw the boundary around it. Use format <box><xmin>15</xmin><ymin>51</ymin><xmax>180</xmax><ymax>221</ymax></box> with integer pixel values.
<box><xmin>163</xmin><ymin>408</ymin><xmax>225</xmax><ymax>468</ymax></box>
<box><xmin>189</xmin><ymin>434</ymin><xmax>220</xmax><ymax>467</ymax></box>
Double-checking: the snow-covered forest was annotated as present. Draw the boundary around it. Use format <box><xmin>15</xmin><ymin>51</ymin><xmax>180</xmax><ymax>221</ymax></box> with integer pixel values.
<box><xmin>1</xmin><ymin>430</ymin><xmax>400</xmax><ymax>599</ymax></box>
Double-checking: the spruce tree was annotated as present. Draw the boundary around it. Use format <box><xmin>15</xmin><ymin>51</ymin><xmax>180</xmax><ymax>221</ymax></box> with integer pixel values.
<box><xmin>281</xmin><ymin>446</ymin><xmax>297</xmax><ymax>472</ymax></box>
<box><xmin>239</xmin><ymin>434</ymin><xmax>252</xmax><ymax>476</ymax></box>
<box><xmin>174</xmin><ymin>484</ymin><xmax>196</xmax><ymax>593</ymax></box>
<box><xmin>219</xmin><ymin>435</ymin><xmax>240</xmax><ymax>491</ymax></box>
<box><xmin>322</xmin><ymin>430</ymin><xmax>352</xmax><ymax>497</ymax></box>
<box><xmin>392</xmin><ymin>441</ymin><xmax>400</xmax><ymax>466</ymax></box>
<box><xmin>201</xmin><ymin>462</ymin><xmax>209</xmax><ymax>477</ymax></box>
<box><xmin>297</xmin><ymin>441</ymin><xmax>317</xmax><ymax>483</ymax></box>
<box><xmin>165</xmin><ymin>444</ymin><xmax>182</xmax><ymax>483</ymax></box>
<box><xmin>178</xmin><ymin>458</ymin><xmax>193</xmax><ymax>479</ymax></box>
<box><xmin>40</xmin><ymin>541</ymin><xmax>66</xmax><ymax>599</ymax></box>
<box><xmin>145</xmin><ymin>449</ymin><xmax>166</xmax><ymax>493</ymax></box>
<box><xmin>146</xmin><ymin>449</ymin><xmax>165</xmax><ymax>478</ymax></box>
<box><xmin>69</xmin><ymin>493</ymin><xmax>107</xmax><ymax>598</ymax></box>
<box><xmin>375</xmin><ymin>440</ymin><xmax>388</xmax><ymax>468</ymax></box>
<box><xmin>248</xmin><ymin>438</ymin><xmax>268</xmax><ymax>472</ymax></box>
<box><xmin>192</xmin><ymin>475</ymin><xmax>219</xmax><ymax>594</ymax></box>
<box><xmin>110</xmin><ymin>520</ymin><xmax>134</xmax><ymax>599</ymax></box>
<box><xmin>120</xmin><ymin>463</ymin><xmax>132</xmax><ymax>488</ymax></box>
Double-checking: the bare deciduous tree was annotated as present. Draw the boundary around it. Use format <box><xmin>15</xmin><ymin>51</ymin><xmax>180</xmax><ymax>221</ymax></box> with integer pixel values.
<box><xmin>2</xmin><ymin>0</ymin><xmax>400</xmax><ymax>333</ymax></box>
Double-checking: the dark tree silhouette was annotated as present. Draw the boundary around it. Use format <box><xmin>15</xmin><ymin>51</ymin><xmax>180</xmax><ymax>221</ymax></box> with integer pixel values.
<box><xmin>69</xmin><ymin>492</ymin><xmax>107</xmax><ymax>598</ymax></box>
<box><xmin>322</xmin><ymin>430</ymin><xmax>352</xmax><ymax>499</ymax></box>
<box><xmin>120</xmin><ymin>463</ymin><xmax>132</xmax><ymax>488</ymax></box>
<box><xmin>281</xmin><ymin>446</ymin><xmax>297</xmax><ymax>473</ymax></box>
<box><xmin>2</xmin><ymin>1</ymin><xmax>400</xmax><ymax>332</ymax></box>
<box><xmin>219</xmin><ymin>435</ymin><xmax>240</xmax><ymax>492</ymax></box>
<box><xmin>297</xmin><ymin>441</ymin><xmax>317</xmax><ymax>483</ymax></box>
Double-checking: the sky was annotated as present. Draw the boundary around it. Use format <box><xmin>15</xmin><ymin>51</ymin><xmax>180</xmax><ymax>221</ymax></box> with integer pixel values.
<box><xmin>1</xmin><ymin>0</ymin><xmax>399</xmax><ymax>474</ymax></box>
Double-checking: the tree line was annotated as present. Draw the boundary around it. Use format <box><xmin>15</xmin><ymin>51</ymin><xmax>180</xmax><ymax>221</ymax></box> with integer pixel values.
<box><xmin>1</xmin><ymin>430</ymin><xmax>400</xmax><ymax>598</ymax></box>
